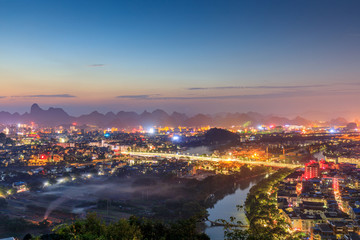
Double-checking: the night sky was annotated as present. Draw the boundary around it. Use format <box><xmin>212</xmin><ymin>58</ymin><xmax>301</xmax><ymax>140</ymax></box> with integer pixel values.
<box><xmin>1</xmin><ymin>0</ymin><xmax>360</xmax><ymax>119</ymax></box>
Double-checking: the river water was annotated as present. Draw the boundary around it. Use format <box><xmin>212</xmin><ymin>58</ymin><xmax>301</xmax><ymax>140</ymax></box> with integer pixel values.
<box><xmin>204</xmin><ymin>176</ymin><xmax>264</xmax><ymax>240</ymax></box>
<box><xmin>185</xmin><ymin>146</ymin><xmax>263</xmax><ymax>239</ymax></box>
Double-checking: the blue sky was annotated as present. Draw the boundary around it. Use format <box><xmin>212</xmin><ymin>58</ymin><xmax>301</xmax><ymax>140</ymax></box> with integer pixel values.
<box><xmin>1</xmin><ymin>0</ymin><xmax>360</xmax><ymax>119</ymax></box>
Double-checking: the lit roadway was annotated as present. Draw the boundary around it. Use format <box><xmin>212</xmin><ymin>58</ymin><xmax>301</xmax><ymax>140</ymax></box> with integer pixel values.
<box><xmin>121</xmin><ymin>151</ymin><xmax>303</xmax><ymax>168</ymax></box>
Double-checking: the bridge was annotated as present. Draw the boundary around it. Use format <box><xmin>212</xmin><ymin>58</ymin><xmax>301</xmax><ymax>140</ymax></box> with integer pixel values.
<box><xmin>121</xmin><ymin>151</ymin><xmax>303</xmax><ymax>168</ymax></box>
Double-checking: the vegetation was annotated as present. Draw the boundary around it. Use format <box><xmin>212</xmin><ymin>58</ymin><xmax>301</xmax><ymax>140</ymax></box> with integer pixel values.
<box><xmin>221</xmin><ymin>168</ymin><xmax>303</xmax><ymax>240</ymax></box>
<box><xmin>0</xmin><ymin>132</ymin><xmax>14</xmax><ymax>145</ymax></box>
<box><xmin>0</xmin><ymin>185</ymin><xmax>16</xmax><ymax>198</ymax></box>
<box><xmin>203</xmin><ymin>128</ymin><xmax>239</xmax><ymax>145</ymax></box>
<box><xmin>27</xmin><ymin>213</ymin><xmax>210</xmax><ymax>240</ymax></box>
<box><xmin>29</xmin><ymin>166</ymin><xmax>273</xmax><ymax>240</ymax></box>
<box><xmin>109</xmin><ymin>165</ymin><xmax>270</xmax><ymax>222</ymax></box>
<box><xmin>0</xmin><ymin>186</ymin><xmax>8</xmax><ymax>197</ymax></box>
<box><xmin>151</xmin><ymin>165</ymin><xmax>269</xmax><ymax>220</ymax></box>
<box><xmin>0</xmin><ymin>214</ymin><xmax>46</xmax><ymax>235</ymax></box>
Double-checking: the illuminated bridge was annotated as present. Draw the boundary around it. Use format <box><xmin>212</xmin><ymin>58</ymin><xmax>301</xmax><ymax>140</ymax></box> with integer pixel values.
<box><xmin>121</xmin><ymin>151</ymin><xmax>303</xmax><ymax>168</ymax></box>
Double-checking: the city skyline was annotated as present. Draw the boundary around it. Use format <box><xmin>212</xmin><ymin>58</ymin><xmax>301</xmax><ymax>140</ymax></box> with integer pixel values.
<box><xmin>2</xmin><ymin>2</ymin><xmax>360</xmax><ymax>237</ymax></box>
<box><xmin>1</xmin><ymin>0</ymin><xmax>360</xmax><ymax>118</ymax></box>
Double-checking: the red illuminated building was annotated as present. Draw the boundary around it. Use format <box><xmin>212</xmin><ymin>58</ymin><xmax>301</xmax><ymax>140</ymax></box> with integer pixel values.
<box><xmin>304</xmin><ymin>160</ymin><xmax>320</xmax><ymax>179</ymax></box>
<box><xmin>319</xmin><ymin>159</ymin><xmax>334</xmax><ymax>170</ymax></box>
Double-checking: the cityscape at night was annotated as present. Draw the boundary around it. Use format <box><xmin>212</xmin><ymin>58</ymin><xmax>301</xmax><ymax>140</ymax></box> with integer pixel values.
<box><xmin>1</xmin><ymin>0</ymin><xmax>360</xmax><ymax>239</ymax></box>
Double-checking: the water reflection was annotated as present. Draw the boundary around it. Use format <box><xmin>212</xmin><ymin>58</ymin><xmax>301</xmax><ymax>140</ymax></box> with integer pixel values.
<box><xmin>205</xmin><ymin>175</ymin><xmax>263</xmax><ymax>240</ymax></box>
<box><xmin>238</xmin><ymin>180</ymin><xmax>251</xmax><ymax>191</ymax></box>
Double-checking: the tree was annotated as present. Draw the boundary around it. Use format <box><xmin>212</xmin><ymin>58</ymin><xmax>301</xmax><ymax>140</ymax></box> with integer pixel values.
<box><xmin>50</xmin><ymin>213</ymin><xmax>209</xmax><ymax>240</ymax></box>
<box><xmin>38</xmin><ymin>219</ymin><xmax>50</xmax><ymax>229</ymax></box>
<box><xmin>239</xmin><ymin>165</ymin><xmax>251</xmax><ymax>177</ymax></box>
<box><xmin>54</xmin><ymin>213</ymin><xmax>107</xmax><ymax>238</ymax></box>
<box><xmin>28</xmin><ymin>180</ymin><xmax>43</xmax><ymax>191</ymax></box>
<box><xmin>23</xmin><ymin>233</ymin><xmax>33</xmax><ymax>240</ymax></box>
<box><xmin>0</xmin><ymin>133</ymin><xmax>6</xmax><ymax>143</ymax></box>
<box><xmin>181</xmin><ymin>201</ymin><xmax>207</xmax><ymax>219</ymax></box>
<box><xmin>0</xmin><ymin>186</ymin><xmax>9</xmax><ymax>196</ymax></box>
<box><xmin>106</xmin><ymin>219</ymin><xmax>142</xmax><ymax>239</ymax></box>
<box><xmin>168</xmin><ymin>218</ymin><xmax>210</xmax><ymax>240</ymax></box>
<box><xmin>222</xmin><ymin>169</ymin><xmax>302</xmax><ymax>240</ymax></box>
<box><xmin>48</xmin><ymin>178</ymin><xmax>57</xmax><ymax>185</ymax></box>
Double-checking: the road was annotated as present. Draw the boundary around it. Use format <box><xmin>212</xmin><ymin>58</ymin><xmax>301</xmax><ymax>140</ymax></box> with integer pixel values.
<box><xmin>121</xmin><ymin>151</ymin><xmax>303</xmax><ymax>168</ymax></box>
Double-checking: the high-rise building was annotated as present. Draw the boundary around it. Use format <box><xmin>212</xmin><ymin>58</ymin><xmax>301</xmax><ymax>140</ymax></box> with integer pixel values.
<box><xmin>304</xmin><ymin>160</ymin><xmax>320</xmax><ymax>179</ymax></box>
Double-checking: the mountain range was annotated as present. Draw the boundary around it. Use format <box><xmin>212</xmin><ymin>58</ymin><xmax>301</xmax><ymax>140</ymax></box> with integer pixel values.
<box><xmin>0</xmin><ymin>104</ymin><xmax>352</xmax><ymax>128</ymax></box>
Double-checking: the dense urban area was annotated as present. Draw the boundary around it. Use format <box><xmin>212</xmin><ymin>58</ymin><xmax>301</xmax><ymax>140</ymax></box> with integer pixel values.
<box><xmin>3</xmin><ymin>0</ymin><xmax>359</xmax><ymax>239</ymax></box>
<box><xmin>1</xmin><ymin>117</ymin><xmax>360</xmax><ymax>240</ymax></box>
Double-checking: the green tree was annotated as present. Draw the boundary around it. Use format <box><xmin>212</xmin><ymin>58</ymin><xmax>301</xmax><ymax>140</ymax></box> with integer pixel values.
<box><xmin>54</xmin><ymin>213</ymin><xmax>106</xmax><ymax>239</ymax></box>
<box><xmin>168</xmin><ymin>218</ymin><xmax>210</xmax><ymax>240</ymax></box>
<box><xmin>106</xmin><ymin>219</ymin><xmax>142</xmax><ymax>240</ymax></box>
<box><xmin>0</xmin><ymin>133</ymin><xmax>6</xmax><ymax>143</ymax></box>
<box><xmin>52</xmin><ymin>213</ymin><xmax>209</xmax><ymax>240</ymax></box>
<box><xmin>223</xmin><ymin>169</ymin><xmax>302</xmax><ymax>240</ymax></box>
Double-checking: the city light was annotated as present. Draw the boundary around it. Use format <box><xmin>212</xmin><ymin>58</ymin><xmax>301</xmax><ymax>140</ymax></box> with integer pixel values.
<box><xmin>57</xmin><ymin>178</ymin><xmax>66</xmax><ymax>184</ymax></box>
<box><xmin>2</xmin><ymin>1</ymin><xmax>360</xmax><ymax>238</ymax></box>
<box><xmin>172</xmin><ymin>135</ymin><xmax>180</xmax><ymax>141</ymax></box>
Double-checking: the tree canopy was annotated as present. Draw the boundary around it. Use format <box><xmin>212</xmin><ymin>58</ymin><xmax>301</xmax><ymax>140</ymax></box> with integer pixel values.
<box><xmin>28</xmin><ymin>213</ymin><xmax>210</xmax><ymax>240</ymax></box>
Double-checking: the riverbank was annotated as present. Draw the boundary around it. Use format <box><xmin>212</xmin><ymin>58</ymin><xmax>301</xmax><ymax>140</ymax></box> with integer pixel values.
<box><xmin>0</xmin><ymin>165</ymin><xmax>271</xmax><ymax>238</ymax></box>
<box><xmin>204</xmin><ymin>174</ymin><xmax>265</xmax><ymax>239</ymax></box>
<box><xmin>221</xmin><ymin>168</ymin><xmax>297</xmax><ymax>239</ymax></box>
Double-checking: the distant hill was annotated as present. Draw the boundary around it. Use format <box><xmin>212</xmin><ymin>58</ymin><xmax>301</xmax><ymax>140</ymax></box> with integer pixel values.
<box><xmin>203</xmin><ymin>128</ymin><xmax>239</xmax><ymax>145</ymax></box>
<box><xmin>0</xmin><ymin>103</ymin><xmax>350</xmax><ymax>128</ymax></box>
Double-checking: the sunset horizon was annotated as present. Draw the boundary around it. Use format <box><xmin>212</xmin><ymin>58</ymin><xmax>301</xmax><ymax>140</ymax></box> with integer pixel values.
<box><xmin>2</xmin><ymin>0</ymin><xmax>360</xmax><ymax>119</ymax></box>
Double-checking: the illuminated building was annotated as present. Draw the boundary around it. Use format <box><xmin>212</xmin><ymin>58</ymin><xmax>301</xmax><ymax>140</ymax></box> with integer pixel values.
<box><xmin>333</xmin><ymin>175</ymin><xmax>344</xmax><ymax>193</ymax></box>
<box><xmin>12</xmin><ymin>181</ymin><xmax>28</xmax><ymax>193</ymax></box>
<box><xmin>296</xmin><ymin>182</ymin><xmax>303</xmax><ymax>195</ymax></box>
<box><xmin>304</xmin><ymin>160</ymin><xmax>320</xmax><ymax>179</ymax></box>
<box><xmin>28</xmin><ymin>154</ymin><xmax>64</xmax><ymax>166</ymax></box>
<box><xmin>319</xmin><ymin>159</ymin><xmax>333</xmax><ymax>170</ymax></box>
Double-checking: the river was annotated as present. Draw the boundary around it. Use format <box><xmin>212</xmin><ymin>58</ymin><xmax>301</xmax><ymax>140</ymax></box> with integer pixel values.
<box><xmin>185</xmin><ymin>146</ymin><xmax>263</xmax><ymax>239</ymax></box>
<box><xmin>204</xmin><ymin>175</ymin><xmax>264</xmax><ymax>240</ymax></box>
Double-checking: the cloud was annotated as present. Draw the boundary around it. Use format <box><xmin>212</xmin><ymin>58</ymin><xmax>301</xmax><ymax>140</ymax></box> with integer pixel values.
<box><xmin>115</xmin><ymin>88</ymin><xmax>359</xmax><ymax>101</ymax></box>
<box><xmin>88</xmin><ymin>64</ymin><xmax>105</xmax><ymax>67</ymax></box>
<box><xmin>0</xmin><ymin>96</ymin><xmax>6</xmax><ymax>99</ymax></box>
<box><xmin>187</xmin><ymin>84</ymin><xmax>326</xmax><ymax>91</ymax></box>
<box><xmin>116</xmin><ymin>94</ymin><xmax>160</xmax><ymax>99</ymax></box>
<box><xmin>115</xmin><ymin>92</ymin><xmax>305</xmax><ymax>100</ymax></box>
<box><xmin>14</xmin><ymin>94</ymin><xmax>76</xmax><ymax>98</ymax></box>
<box><xmin>343</xmin><ymin>82</ymin><xmax>360</xmax><ymax>86</ymax></box>
<box><xmin>156</xmin><ymin>92</ymin><xmax>298</xmax><ymax>100</ymax></box>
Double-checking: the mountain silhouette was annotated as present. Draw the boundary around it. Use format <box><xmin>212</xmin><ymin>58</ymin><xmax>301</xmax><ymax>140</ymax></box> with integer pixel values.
<box><xmin>0</xmin><ymin>104</ymin><xmax>350</xmax><ymax>128</ymax></box>
<box><xmin>21</xmin><ymin>103</ymin><xmax>74</xmax><ymax>126</ymax></box>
